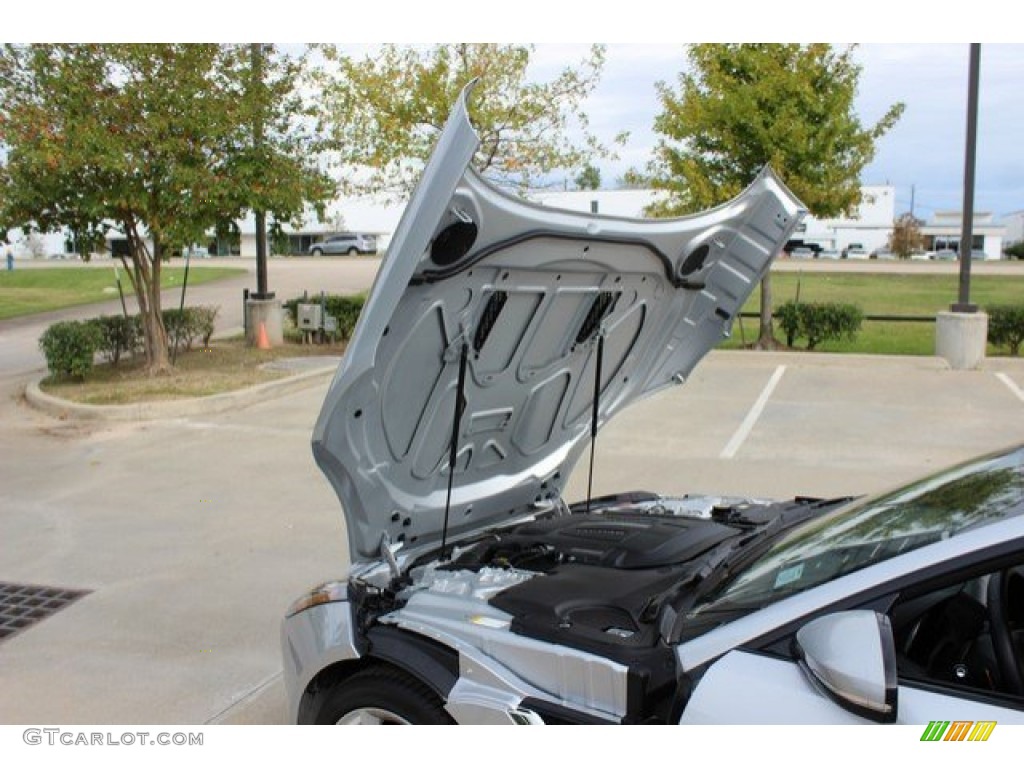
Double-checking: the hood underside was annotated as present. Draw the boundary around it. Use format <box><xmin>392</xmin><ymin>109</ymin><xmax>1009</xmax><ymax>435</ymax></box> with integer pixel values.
<box><xmin>313</xmin><ymin>85</ymin><xmax>806</xmax><ymax>564</ymax></box>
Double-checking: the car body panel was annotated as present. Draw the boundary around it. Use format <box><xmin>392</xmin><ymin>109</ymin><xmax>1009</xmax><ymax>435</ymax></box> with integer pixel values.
<box><xmin>280</xmin><ymin>591</ymin><xmax>631</xmax><ymax>724</ymax></box>
<box><xmin>311</xmin><ymin>84</ymin><xmax>806</xmax><ymax>564</ymax></box>
<box><xmin>381</xmin><ymin>587</ymin><xmax>631</xmax><ymax>719</ymax></box>
<box><xmin>281</xmin><ymin>465</ymin><xmax>1024</xmax><ymax>726</ymax></box>
<box><xmin>681</xmin><ymin>649</ymin><xmax>1024</xmax><ymax>724</ymax></box>
<box><xmin>280</xmin><ymin>600</ymin><xmax>362</xmax><ymax>723</ymax></box>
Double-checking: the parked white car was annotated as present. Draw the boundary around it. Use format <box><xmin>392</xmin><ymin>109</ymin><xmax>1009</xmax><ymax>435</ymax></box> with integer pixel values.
<box><xmin>281</xmin><ymin>86</ymin><xmax>1024</xmax><ymax>726</ymax></box>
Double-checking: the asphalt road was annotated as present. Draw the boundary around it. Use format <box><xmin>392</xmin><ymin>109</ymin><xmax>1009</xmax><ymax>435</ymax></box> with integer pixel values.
<box><xmin>2</xmin><ymin>256</ymin><xmax>1024</xmax><ymax>725</ymax></box>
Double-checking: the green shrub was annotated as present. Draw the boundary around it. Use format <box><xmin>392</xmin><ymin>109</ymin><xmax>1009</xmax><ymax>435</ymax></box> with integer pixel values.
<box><xmin>282</xmin><ymin>297</ymin><xmax>300</xmax><ymax>326</ymax></box>
<box><xmin>324</xmin><ymin>294</ymin><xmax>366</xmax><ymax>340</ymax></box>
<box><xmin>163</xmin><ymin>305</ymin><xmax>219</xmax><ymax>351</ymax></box>
<box><xmin>776</xmin><ymin>301</ymin><xmax>803</xmax><ymax>348</ymax></box>
<box><xmin>285</xmin><ymin>293</ymin><xmax>366</xmax><ymax>340</ymax></box>
<box><xmin>39</xmin><ymin>320</ymin><xmax>101</xmax><ymax>380</ymax></box>
<box><xmin>987</xmin><ymin>305</ymin><xmax>1024</xmax><ymax>356</ymax></box>
<box><xmin>91</xmin><ymin>315</ymin><xmax>142</xmax><ymax>365</ymax></box>
<box><xmin>190</xmin><ymin>305</ymin><xmax>218</xmax><ymax>347</ymax></box>
<box><xmin>776</xmin><ymin>301</ymin><xmax>863</xmax><ymax>350</ymax></box>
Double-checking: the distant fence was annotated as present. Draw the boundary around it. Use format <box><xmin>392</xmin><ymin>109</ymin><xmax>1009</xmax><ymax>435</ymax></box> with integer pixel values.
<box><xmin>739</xmin><ymin>312</ymin><xmax>936</xmax><ymax>324</ymax></box>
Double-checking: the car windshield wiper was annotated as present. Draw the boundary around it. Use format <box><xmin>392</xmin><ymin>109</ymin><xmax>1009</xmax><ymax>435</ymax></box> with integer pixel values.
<box><xmin>697</xmin><ymin>496</ymin><xmax>854</xmax><ymax>589</ymax></box>
<box><xmin>657</xmin><ymin>497</ymin><xmax>852</xmax><ymax>643</ymax></box>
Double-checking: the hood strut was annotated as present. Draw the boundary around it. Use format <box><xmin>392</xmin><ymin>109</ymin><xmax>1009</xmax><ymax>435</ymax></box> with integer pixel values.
<box><xmin>440</xmin><ymin>341</ymin><xmax>470</xmax><ymax>560</ymax></box>
<box><xmin>585</xmin><ymin>332</ymin><xmax>605</xmax><ymax>514</ymax></box>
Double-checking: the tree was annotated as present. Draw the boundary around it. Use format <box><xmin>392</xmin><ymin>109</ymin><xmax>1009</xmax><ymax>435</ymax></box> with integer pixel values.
<box><xmin>312</xmin><ymin>44</ymin><xmax>624</xmax><ymax>197</ymax></box>
<box><xmin>0</xmin><ymin>44</ymin><xmax>333</xmax><ymax>372</ymax></box>
<box><xmin>888</xmin><ymin>212</ymin><xmax>925</xmax><ymax>259</ymax></box>
<box><xmin>639</xmin><ymin>45</ymin><xmax>903</xmax><ymax>347</ymax></box>
<box><xmin>575</xmin><ymin>164</ymin><xmax>602</xmax><ymax>190</ymax></box>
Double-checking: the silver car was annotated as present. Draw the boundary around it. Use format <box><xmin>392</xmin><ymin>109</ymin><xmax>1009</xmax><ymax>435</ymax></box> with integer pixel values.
<box><xmin>309</xmin><ymin>232</ymin><xmax>377</xmax><ymax>256</ymax></box>
<box><xmin>281</xmin><ymin>86</ymin><xmax>1024</xmax><ymax>726</ymax></box>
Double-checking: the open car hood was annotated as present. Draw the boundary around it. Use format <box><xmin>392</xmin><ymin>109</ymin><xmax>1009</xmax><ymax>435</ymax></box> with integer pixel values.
<box><xmin>312</xmin><ymin>85</ymin><xmax>806</xmax><ymax>564</ymax></box>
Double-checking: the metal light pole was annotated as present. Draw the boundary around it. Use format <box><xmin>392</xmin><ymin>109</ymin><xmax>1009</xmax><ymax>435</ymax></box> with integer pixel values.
<box><xmin>251</xmin><ymin>42</ymin><xmax>272</xmax><ymax>301</ymax></box>
<box><xmin>243</xmin><ymin>42</ymin><xmax>283</xmax><ymax>350</ymax></box>
<box><xmin>953</xmin><ymin>43</ymin><xmax>981</xmax><ymax>313</ymax></box>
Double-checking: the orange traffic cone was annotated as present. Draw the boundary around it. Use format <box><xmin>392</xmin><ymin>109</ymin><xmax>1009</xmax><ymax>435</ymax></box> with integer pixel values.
<box><xmin>256</xmin><ymin>321</ymin><xmax>271</xmax><ymax>350</ymax></box>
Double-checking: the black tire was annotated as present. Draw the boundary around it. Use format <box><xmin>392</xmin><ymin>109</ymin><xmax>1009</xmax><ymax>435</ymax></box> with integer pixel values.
<box><xmin>311</xmin><ymin>247</ymin><xmax>323</xmax><ymax>257</ymax></box>
<box><xmin>315</xmin><ymin>664</ymin><xmax>452</xmax><ymax>725</ymax></box>
<box><xmin>346</xmin><ymin>247</ymin><xmax>359</xmax><ymax>256</ymax></box>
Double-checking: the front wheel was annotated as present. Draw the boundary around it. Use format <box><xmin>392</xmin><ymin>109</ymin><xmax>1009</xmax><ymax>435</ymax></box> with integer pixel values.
<box><xmin>346</xmin><ymin>247</ymin><xmax>359</xmax><ymax>256</ymax></box>
<box><xmin>311</xmin><ymin>247</ymin><xmax>323</xmax><ymax>257</ymax></box>
<box><xmin>315</xmin><ymin>664</ymin><xmax>452</xmax><ymax>725</ymax></box>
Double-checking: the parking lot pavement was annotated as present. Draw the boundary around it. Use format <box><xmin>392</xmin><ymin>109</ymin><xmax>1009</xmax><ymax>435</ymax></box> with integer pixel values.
<box><xmin>1</xmin><ymin>350</ymin><xmax>1024</xmax><ymax>724</ymax></box>
<box><xmin>573</xmin><ymin>352</ymin><xmax>1024</xmax><ymax>505</ymax></box>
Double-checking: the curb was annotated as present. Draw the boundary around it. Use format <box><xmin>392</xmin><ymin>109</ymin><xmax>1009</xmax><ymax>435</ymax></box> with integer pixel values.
<box><xmin>25</xmin><ymin>364</ymin><xmax>337</xmax><ymax>422</ymax></box>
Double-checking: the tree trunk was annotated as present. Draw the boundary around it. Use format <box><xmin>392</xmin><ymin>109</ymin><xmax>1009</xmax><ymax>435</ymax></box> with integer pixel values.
<box><xmin>756</xmin><ymin>274</ymin><xmax>778</xmax><ymax>349</ymax></box>
<box><xmin>124</xmin><ymin>220</ymin><xmax>172</xmax><ymax>374</ymax></box>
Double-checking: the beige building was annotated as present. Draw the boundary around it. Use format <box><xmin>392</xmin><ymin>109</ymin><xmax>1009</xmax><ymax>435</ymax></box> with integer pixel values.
<box><xmin>921</xmin><ymin>211</ymin><xmax>1005</xmax><ymax>259</ymax></box>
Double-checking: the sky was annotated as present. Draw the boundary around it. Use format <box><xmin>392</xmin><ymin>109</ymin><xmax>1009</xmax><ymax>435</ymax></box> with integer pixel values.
<box><xmin>523</xmin><ymin>43</ymin><xmax>1024</xmax><ymax>219</ymax></box>
<box><xmin>9</xmin><ymin>4</ymin><xmax>1023</xmax><ymax>221</ymax></box>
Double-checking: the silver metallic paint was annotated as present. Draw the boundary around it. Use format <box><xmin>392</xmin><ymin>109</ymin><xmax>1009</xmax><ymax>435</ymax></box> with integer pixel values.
<box><xmin>382</xmin><ymin>590</ymin><xmax>631</xmax><ymax>719</ymax></box>
<box><xmin>311</xmin><ymin>84</ymin><xmax>806</xmax><ymax>564</ymax></box>
<box><xmin>281</xmin><ymin>600</ymin><xmax>361</xmax><ymax>724</ymax></box>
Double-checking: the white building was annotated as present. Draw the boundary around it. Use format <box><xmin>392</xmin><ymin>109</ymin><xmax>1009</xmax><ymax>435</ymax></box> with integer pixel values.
<box><xmin>218</xmin><ymin>197</ymin><xmax>405</xmax><ymax>257</ymax></box>
<box><xmin>14</xmin><ymin>184</ymin><xmax>914</xmax><ymax>262</ymax></box>
<box><xmin>921</xmin><ymin>211</ymin><xmax>1005</xmax><ymax>259</ymax></box>
<box><xmin>3</xmin><ymin>228</ymin><xmax>76</xmax><ymax>260</ymax></box>
<box><xmin>796</xmin><ymin>185</ymin><xmax>896</xmax><ymax>255</ymax></box>
<box><xmin>1001</xmin><ymin>210</ymin><xmax>1024</xmax><ymax>246</ymax></box>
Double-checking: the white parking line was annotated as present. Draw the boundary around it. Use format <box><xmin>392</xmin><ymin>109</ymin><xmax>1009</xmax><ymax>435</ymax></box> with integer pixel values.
<box><xmin>996</xmin><ymin>372</ymin><xmax>1024</xmax><ymax>404</ymax></box>
<box><xmin>720</xmin><ymin>365</ymin><xmax>786</xmax><ymax>459</ymax></box>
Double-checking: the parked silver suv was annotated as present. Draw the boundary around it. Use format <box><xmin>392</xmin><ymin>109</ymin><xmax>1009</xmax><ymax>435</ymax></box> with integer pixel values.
<box><xmin>309</xmin><ymin>232</ymin><xmax>377</xmax><ymax>256</ymax></box>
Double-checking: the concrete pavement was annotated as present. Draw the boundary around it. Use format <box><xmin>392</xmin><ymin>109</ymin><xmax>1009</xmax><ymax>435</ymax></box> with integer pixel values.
<box><xmin>3</xmin><ymin>255</ymin><xmax>1024</xmax><ymax>724</ymax></box>
<box><xmin>2</xmin><ymin>346</ymin><xmax>1024</xmax><ymax>724</ymax></box>
<box><xmin>1</xmin><ymin>255</ymin><xmax>382</xmax><ymax>724</ymax></box>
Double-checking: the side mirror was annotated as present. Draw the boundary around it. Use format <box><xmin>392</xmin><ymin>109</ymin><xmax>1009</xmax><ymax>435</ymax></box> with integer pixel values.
<box><xmin>795</xmin><ymin>610</ymin><xmax>898</xmax><ymax>723</ymax></box>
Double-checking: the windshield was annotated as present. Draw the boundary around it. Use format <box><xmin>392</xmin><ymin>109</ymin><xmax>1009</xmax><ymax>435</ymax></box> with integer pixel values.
<box><xmin>688</xmin><ymin>446</ymin><xmax>1024</xmax><ymax>621</ymax></box>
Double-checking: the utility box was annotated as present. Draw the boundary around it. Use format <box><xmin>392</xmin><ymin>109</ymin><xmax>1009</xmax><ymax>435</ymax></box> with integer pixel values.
<box><xmin>297</xmin><ymin>303</ymin><xmax>323</xmax><ymax>332</ymax></box>
<box><xmin>297</xmin><ymin>302</ymin><xmax>336</xmax><ymax>344</ymax></box>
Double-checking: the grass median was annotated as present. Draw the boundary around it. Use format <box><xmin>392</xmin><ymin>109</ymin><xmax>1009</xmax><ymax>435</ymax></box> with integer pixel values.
<box><xmin>0</xmin><ymin>265</ymin><xmax>245</xmax><ymax>320</ymax></box>
<box><xmin>722</xmin><ymin>271</ymin><xmax>1024</xmax><ymax>355</ymax></box>
<box><xmin>40</xmin><ymin>337</ymin><xmax>345</xmax><ymax>405</ymax></box>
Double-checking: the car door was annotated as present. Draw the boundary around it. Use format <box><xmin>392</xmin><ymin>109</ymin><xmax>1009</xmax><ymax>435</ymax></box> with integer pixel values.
<box><xmin>680</xmin><ymin>564</ymin><xmax>1024</xmax><ymax>725</ymax></box>
<box><xmin>679</xmin><ymin>647</ymin><xmax>1023</xmax><ymax>725</ymax></box>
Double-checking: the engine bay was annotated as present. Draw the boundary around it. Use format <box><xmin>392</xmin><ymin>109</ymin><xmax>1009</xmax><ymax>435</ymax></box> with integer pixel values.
<box><xmin>389</xmin><ymin>494</ymin><xmax>799</xmax><ymax>658</ymax></box>
<box><xmin>351</xmin><ymin>493</ymin><xmax>836</xmax><ymax>722</ymax></box>
<box><xmin>448</xmin><ymin>506</ymin><xmax>739</xmax><ymax>650</ymax></box>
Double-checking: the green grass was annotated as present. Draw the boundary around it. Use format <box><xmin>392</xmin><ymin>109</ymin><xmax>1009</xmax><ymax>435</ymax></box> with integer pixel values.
<box><xmin>720</xmin><ymin>271</ymin><xmax>1024</xmax><ymax>356</ymax></box>
<box><xmin>0</xmin><ymin>265</ymin><xmax>245</xmax><ymax>320</ymax></box>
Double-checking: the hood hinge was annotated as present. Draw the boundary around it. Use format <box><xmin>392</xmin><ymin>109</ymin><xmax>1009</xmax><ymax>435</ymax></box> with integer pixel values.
<box><xmin>379</xmin><ymin>532</ymin><xmax>402</xmax><ymax>580</ymax></box>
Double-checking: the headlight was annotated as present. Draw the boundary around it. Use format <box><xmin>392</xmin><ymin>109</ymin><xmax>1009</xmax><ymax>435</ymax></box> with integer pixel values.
<box><xmin>285</xmin><ymin>580</ymin><xmax>349</xmax><ymax>618</ymax></box>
